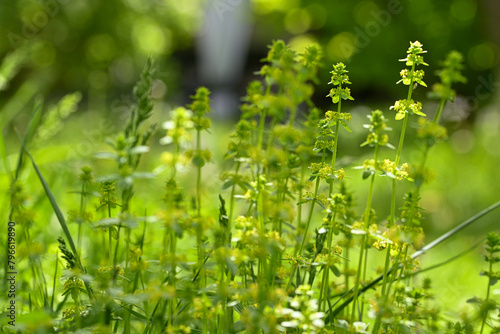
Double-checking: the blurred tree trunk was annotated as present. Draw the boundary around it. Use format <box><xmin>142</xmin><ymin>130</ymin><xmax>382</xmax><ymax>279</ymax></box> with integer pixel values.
<box><xmin>196</xmin><ymin>0</ymin><xmax>253</xmax><ymax>119</ymax></box>
<box><xmin>480</xmin><ymin>0</ymin><xmax>500</xmax><ymax>105</ymax></box>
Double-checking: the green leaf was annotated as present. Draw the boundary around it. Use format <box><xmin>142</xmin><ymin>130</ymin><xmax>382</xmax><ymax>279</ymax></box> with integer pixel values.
<box><xmin>222</xmin><ymin>179</ymin><xmax>234</xmax><ymax>190</ymax></box>
<box><xmin>395</xmin><ymin>112</ymin><xmax>406</xmax><ymax>121</ymax></box>
<box><xmin>129</xmin><ymin>145</ymin><xmax>150</xmax><ymax>155</ymax></box>
<box><xmin>132</xmin><ymin>172</ymin><xmax>156</xmax><ymax>179</ymax></box>
<box><xmin>340</xmin><ymin>120</ymin><xmax>352</xmax><ymax>132</ymax></box>
<box><xmin>413</xmin><ymin>109</ymin><xmax>427</xmax><ymax>117</ymax></box>
<box><xmin>316</xmin><ymin>200</ymin><xmax>326</xmax><ymax>210</ymax></box>
<box><xmin>94</xmin><ymin>151</ymin><xmax>118</xmax><ymax>160</ymax></box>
<box><xmin>308</xmin><ymin>174</ymin><xmax>317</xmax><ymax>182</ymax></box>
<box><xmin>416</xmin><ymin>78</ymin><xmax>427</xmax><ymax>87</ymax></box>
<box><xmin>192</xmin><ymin>156</ymin><xmax>205</xmax><ymax>167</ymax></box>
<box><xmin>330</xmin><ymin>265</ymin><xmax>341</xmax><ymax>277</ymax></box>
<box><xmin>362</xmin><ymin>168</ymin><xmax>375</xmax><ymax>180</ymax></box>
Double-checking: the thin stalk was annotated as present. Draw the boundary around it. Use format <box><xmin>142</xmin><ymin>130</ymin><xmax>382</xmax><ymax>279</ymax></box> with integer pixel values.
<box><xmin>389</xmin><ymin>63</ymin><xmax>415</xmax><ymax>225</ymax></box>
<box><xmin>480</xmin><ymin>262</ymin><xmax>492</xmax><ymax>334</ymax></box>
<box><xmin>300</xmin><ymin>181</ymin><xmax>321</xmax><ymax>254</ymax></box>
<box><xmin>227</xmin><ymin>162</ymin><xmax>241</xmax><ymax>243</ymax></box>
<box><xmin>351</xmin><ymin>142</ymin><xmax>380</xmax><ymax>322</ymax></box>
<box><xmin>51</xmin><ymin>251</ymin><xmax>59</xmax><ymax>312</ymax></box>
<box><xmin>256</xmin><ymin>84</ymin><xmax>271</xmax><ymax>152</ymax></box>
<box><xmin>286</xmin><ymin>176</ymin><xmax>320</xmax><ymax>291</ymax></box>
<box><xmin>377</xmin><ymin>64</ymin><xmax>416</xmax><ymax>326</ymax></box>
<box><xmin>433</xmin><ymin>98</ymin><xmax>446</xmax><ymax>123</ymax></box>
<box><xmin>77</xmin><ymin>182</ymin><xmax>85</xmax><ymax>257</ymax></box>
<box><xmin>319</xmin><ymin>210</ymin><xmax>338</xmax><ymax>312</ymax></box>
<box><xmin>108</xmin><ymin>192</ymin><xmax>113</xmax><ymax>265</ymax></box>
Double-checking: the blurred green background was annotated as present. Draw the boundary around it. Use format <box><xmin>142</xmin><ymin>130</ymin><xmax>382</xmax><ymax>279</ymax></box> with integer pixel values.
<box><xmin>1</xmin><ymin>0</ymin><xmax>499</xmax><ymax>230</ymax></box>
<box><xmin>1</xmin><ymin>0</ymin><xmax>499</xmax><ymax>316</ymax></box>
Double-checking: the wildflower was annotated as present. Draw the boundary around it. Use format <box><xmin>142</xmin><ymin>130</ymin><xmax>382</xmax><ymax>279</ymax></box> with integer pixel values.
<box><xmin>399</xmin><ymin>41</ymin><xmax>428</xmax><ymax>67</ymax></box>
<box><xmin>98</xmin><ymin>181</ymin><xmax>119</xmax><ymax>212</ymax></box>
<box><xmin>353</xmin><ymin>321</ymin><xmax>369</xmax><ymax>333</ymax></box>
<box><xmin>79</xmin><ymin>166</ymin><xmax>93</xmax><ymax>183</ymax></box>
<box><xmin>391</xmin><ymin>99</ymin><xmax>425</xmax><ymax>120</ymax></box>
<box><xmin>63</xmin><ymin>305</ymin><xmax>89</xmax><ymax>321</ymax></box>
<box><xmin>160</xmin><ymin>107</ymin><xmax>193</xmax><ymax>147</ymax></box>
<box><xmin>62</xmin><ymin>277</ymin><xmax>86</xmax><ymax>302</ymax></box>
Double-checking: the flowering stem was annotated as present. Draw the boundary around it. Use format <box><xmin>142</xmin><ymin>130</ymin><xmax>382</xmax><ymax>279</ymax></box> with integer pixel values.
<box><xmin>433</xmin><ymin>98</ymin><xmax>446</xmax><ymax>123</ymax></box>
<box><xmin>227</xmin><ymin>162</ymin><xmax>240</xmax><ymax>245</ymax></box>
<box><xmin>351</xmin><ymin>143</ymin><xmax>380</xmax><ymax>323</ymax></box>
<box><xmin>195</xmin><ymin>120</ymin><xmax>206</xmax><ymax>290</ymax></box>
<box><xmin>286</xmin><ymin>164</ymin><xmax>322</xmax><ymax>291</ymax></box>
<box><xmin>107</xmin><ymin>192</ymin><xmax>113</xmax><ymax>266</ymax></box>
<box><xmin>319</xmin><ymin>104</ymin><xmax>342</xmax><ymax>311</ymax></box>
<box><xmin>480</xmin><ymin>259</ymin><xmax>493</xmax><ymax>334</ymax></box>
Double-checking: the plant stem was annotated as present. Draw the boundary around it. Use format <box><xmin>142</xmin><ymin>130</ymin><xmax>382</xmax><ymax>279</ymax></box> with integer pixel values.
<box><xmin>195</xmin><ymin>122</ymin><xmax>205</xmax><ymax>290</ymax></box>
<box><xmin>479</xmin><ymin>259</ymin><xmax>493</xmax><ymax>334</ymax></box>
<box><xmin>433</xmin><ymin>98</ymin><xmax>446</xmax><ymax>123</ymax></box>
<box><xmin>351</xmin><ymin>140</ymin><xmax>380</xmax><ymax>323</ymax></box>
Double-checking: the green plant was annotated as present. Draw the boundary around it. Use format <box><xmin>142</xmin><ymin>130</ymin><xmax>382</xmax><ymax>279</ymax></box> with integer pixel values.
<box><xmin>1</xmin><ymin>40</ymin><xmax>499</xmax><ymax>334</ymax></box>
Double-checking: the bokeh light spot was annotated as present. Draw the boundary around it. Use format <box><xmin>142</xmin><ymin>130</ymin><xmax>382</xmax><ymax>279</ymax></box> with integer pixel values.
<box><xmin>86</xmin><ymin>34</ymin><xmax>116</xmax><ymax>63</ymax></box>
<box><xmin>288</xmin><ymin>34</ymin><xmax>319</xmax><ymax>54</ymax></box>
<box><xmin>32</xmin><ymin>42</ymin><xmax>56</xmax><ymax>67</ymax></box>
<box><xmin>88</xmin><ymin>70</ymin><xmax>108</xmax><ymax>90</ymax></box>
<box><xmin>450</xmin><ymin>0</ymin><xmax>477</xmax><ymax>23</ymax></box>
<box><xmin>133</xmin><ymin>21</ymin><xmax>171</xmax><ymax>56</ymax></box>
<box><xmin>353</xmin><ymin>1</ymin><xmax>380</xmax><ymax>26</ymax></box>
<box><xmin>306</xmin><ymin>4</ymin><xmax>327</xmax><ymax>30</ymax></box>
<box><xmin>468</xmin><ymin>42</ymin><xmax>498</xmax><ymax>70</ymax></box>
<box><xmin>253</xmin><ymin>0</ymin><xmax>298</xmax><ymax>14</ymax></box>
<box><xmin>284</xmin><ymin>8</ymin><xmax>311</xmax><ymax>35</ymax></box>
<box><xmin>327</xmin><ymin>32</ymin><xmax>356</xmax><ymax>61</ymax></box>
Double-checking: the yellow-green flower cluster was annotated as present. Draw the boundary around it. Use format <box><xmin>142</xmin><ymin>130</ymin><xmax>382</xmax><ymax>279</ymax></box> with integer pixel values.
<box><xmin>62</xmin><ymin>277</ymin><xmax>86</xmax><ymax>302</ymax></box>
<box><xmin>400</xmin><ymin>41</ymin><xmax>428</xmax><ymax>67</ymax></box>
<box><xmin>189</xmin><ymin>87</ymin><xmax>211</xmax><ymax>118</ymax></box>
<box><xmin>398</xmin><ymin>69</ymin><xmax>427</xmax><ymax>87</ymax></box>
<box><xmin>63</xmin><ymin>305</ymin><xmax>89</xmax><ymax>321</ymax></box>
<box><xmin>79</xmin><ymin>166</ymin><xmax>93</xmax><ymax>183</ymax></box>
<box><xmin>97</xmin><ymin>265</ymin><xmax>125</xmax><ymax>276</ymax></box>
<box><xmin>399</xmin><ymin>191</ymin><xmax>423</xmax><ymax>226</ymax></box>
<box><xmin>380</xmin><ymin>159</ymin><xmax>411</xmax><ymax>181</ymax></box>
<box><xmin>98</xmin><ymin>181</ymin><xmax>118</xmax><ymax>211</ymax></box>
<box><xmin>300</xmin><ymin>192</ymin><xmax>329</xmax><ymax>207</ymax></box>
<box><xmin>416</xmin><ymin>118</ymin><xmax>447</xmax><ymax>146</ymax></box>
<box><xmin>309</xmin><ymin>162</ymin><xmax>344</xmax><ymax>181</ymax></box>
<box><xmin>324</xmin><ymin>110</ymin><xmax>352</xmax><ymax>123</ymax></box>
<box><xmin>327</xmin><ymin>62</ymin><xmax>354</xmax><ymax>104</ymax></box>
<box><xmin>429</xmin><ymin>50</ymin><xmax>467</xmax><ymax>102</ymax></box>
<box><xmin>391</xmin><ymin>99</ymin><xmax>425</xmax><ymax>120</ymax></box>
<box><xmin>160</xmin><ymin>107</ymin><xmax>194</xmax><ymax>146</ymax></box>
<box><xmin>273</xmin><ymin>124</ymin><xmax>304</xmax><ymax>147</ymax></box>
<box><xmin>361</xmin><ymin>110</ymin><xmax>392</xmax><ymax>148</ymax></box>
<box><xmin>314</xmin><ymin>139</ymin><xmax>334</xmax><ymax>152</ymax></box>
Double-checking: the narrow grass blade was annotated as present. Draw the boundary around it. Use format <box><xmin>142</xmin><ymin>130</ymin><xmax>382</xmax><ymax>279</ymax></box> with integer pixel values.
<box><xmin>26</xmin><ymin>151</ymin><xmax>94</xmax><ymax>301</ymax></box>
<box><xmin>119</xmin><ymin>305</ymin><xmax>149</xmax><ymax>321</ymax></box>
<box><xmin>408</xmin><ymin>238</ymin><xmax>483</xmax><ymax>277</ymax></box>
<box><xmin>55</xmin><ymin>295</ymin><xmax>70</xmax><ymax>314</ymax></box>
<box><xmin>327</xmin><ymin>199</ymin><xmax>500</xmax><ymax>320</ymax></box>
<box><xmin>25</xmin><ymin>149</ymin><xmax>79</xmax><ymax>258</ymax></box>
<box><xmin>0</xmin><ymin>130</ymin><xmax>11</xmax><ymax>178</ymax></box>
<box><xmin>15</xmin><ymin>97</ymin><xmax>43</xmax><ymax>180</ymax></box>
<box><xmin>411</xmin><ymin>200</ymin><xmax>500</xmax><ymax>259</ymax></box>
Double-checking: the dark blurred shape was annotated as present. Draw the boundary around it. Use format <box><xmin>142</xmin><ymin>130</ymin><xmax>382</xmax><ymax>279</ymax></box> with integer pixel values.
<box><xmin>195</xmin><ymin>0</ymin><xmax>253</xmax><ymax>119</ymax></box>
